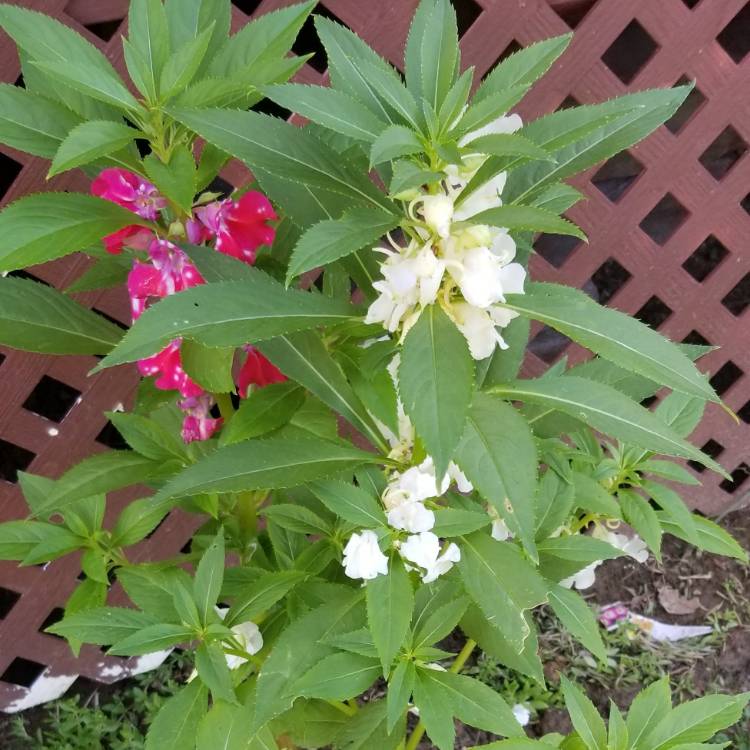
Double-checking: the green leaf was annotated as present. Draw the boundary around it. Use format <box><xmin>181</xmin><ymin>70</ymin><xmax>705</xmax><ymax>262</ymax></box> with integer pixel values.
<box><xmin>47</xmin><ymin>607</ymin><xmax>158</xmax><ymax>644</ymax></box>
<box><xmin>257</xmin><ymin>331</ymin><xmax>388</xmax><ymax>452</ymax></box>
<box><xmin>0</xmin><ymin>5</ymin><xmax>138</xmax><ymax>112</ymax></box>
<box><xmin>287</xmin><ymin>207</ymin><xmax>400</xmax><ymax>283</ymax></box>
<box><xmin>160</xmin><ymin>24</ymin><xmax>214</xmax><ymax>98</ymax></box>
<box><xmin>626</xmin><ymin>677</ymin><xmax>672</xmax><ymax>749</ymax></box>
<box><xmin>413</xmin><ymin>596</ymin><xmax>469</xmax><ymax>650</ymax></box>
<box><xmin>144</xmin><ymin>145</ymin><xmax>197</xmax><ymax>213</ymax></box>
<box><xmin>367</xmin><ymin>556</ymin><xmax>414</xmax><ymax>674</ymax></box>
<box><xmin>643</xmin><ymin>693</ymin><xmax>750</xmax><ymax>749</ymax></box>
<box><xmin>534</xmin><ymin>469</ymin><xmax>575</xmax><ymax>540</ymax></box>
<box><xmin>642</xmin><ymin>480</ymin><xmax>698</xmax><ymax>546</ymax></box>
<box><xmin>152</xmin><ymin>435</ymin><xmax>378</xmax><ymax>506</ymax></box>
<box><xmin>0</xmin><ymin>84</ymin><xmax>81</xmax><ymax>158</ymax></box>
<box><xmin>389</xmin><ymin>160</ymin><xmax>443</xmax><ymax>197</ymax></box>
<box><xmin>334</xmin><ymin>699</ymin><xmax>405</xmax><ymax>750</ymax></box>
<box><xmin>109</xmin><ymin>623</ymin><xmax>193</xmax><ymax>656</ymax></box>
<box><xmin>267</xmin><ymin>84</ymin><xmax>387</xmax><ymax>142</ymax></box>
<box><xmin>465</xmin><ymin>133</ymin><xmax>554</xmax><ymax>162</ymax></box>
<box><xmin>418</xmin><ymin>0</ymin><xmax>459</xmax><ymax>110</ymax></box>
<box><xmin>165</xmin><ymin>0</ymin><xmax>230</xmax><ymax>65</ymax></box>
<box><xmin>40</xmin><ymin>452</ymin><xmax>170</xmax><ymax>516</ymax></box>
<box><xmin>423</xmin><ymin>669</ymin><xmax>525</xmax><ymax>738</ymax></box>
<box><xmin>571</xmin><ymin>472</ymin><xmax>622</xmax><ymax>519</ymax></box>
<box><xmin>608</xmin><ymin>703</ymin><xmax>629</xmax><ymax>750</ymax></box>
<box><xmin>145</xmin><ymin>680</ymin><xmax>208</xmax><ymax>750</ymax></box>
<box><xmin>413</xmin><ymin>667</ymin><xmax>456</xmax><ymax>750</ymax></box>
<box><xmin>308</xmin><ymin>479</ymin><xmax>387</xmax><ymax>528</ymax></box>
<box><xmin>225</xmin><ymin>570</ymin><xmax>306</xmax><ymax>626</ymax></box>
<box><xmin>400</xmin><ymin>304</ymin><xmax>474</xmax><ymax>478</ymax></box>
<box><xmin>0</xmin><ymin>276</ymin><xmax>124</xmax><ymax>355</ymax></box>
<box><xmin>455</xmin><ymin>393</ymin><xmax>538</xmax><ymax>560</ymax></box>
<box><xmin>66</xmin><ymin>254</ymin><xmax>131</xmax><ymax>294</ymax></box>
<box><xmin>488</xmin><ymin>377</ymin><xmax>726</xmax><ymax>475</ymax></box>
<box><xmin>480</xmin><ymin>317</ymin><xmax>531</xmax><ymax>387</ymax></box>
<box><xmin>468</xmin><ymin>205</ymin><xmax>585</xmax><ymax>239</ymax></box>
<box><xmin>180</xmin><ymin>340</ymin><xmax>235</xmax><ymax>394</ymax></box>
<box><xmin>197</xmin><ymin>699</ymin><xmax>258</xmax><ymax>750</ymax></box>
<box><xmin>262</xmin><ymin>504</ymin><xmax>331</xmax><ymax>536</ymax></box>
<box><xmin>618</xmin><ymin>489</ymin><xmax>662</xmax><ymax>560</ymax></box>
<box><xmin>0</xmin><ymin>520</ymin><xmax>80</xmax><ymax>562</ymax></box>
<box><xmin>560</xmin><ymin>676</ymin><xmax>607</xmax><ymax>750</ymax></box>
<box><xmin>0</xmin><ymin>192</ymin><xmax>150</xmax><ymax>272</ymax></box>
<box><xmin>169</xmin><ymin>107</ymin><xmax>393</xmax><ymax>211</ymax></box>
<box><xmin>547</xmin><ymin>584</ymin><xmax>607</xmax><ymax>662</ymax></box>
<box><xmin>221</xmin><ymin>383</ymin><xmax>305</xmax><ymax>445</ymax></box>
<box><xmin>539</xmin><ymin>536</ymin><xmax>622</xmax><ymax>563</ymax></box>
<box><xmin>387</xmin><ymin>660</ymin><xmax>416</xmax><ymax>733</ymax></box>
<box><xmin>639</xmin><ymin>459</ymin><xmax>701</xmax><ymax>486</ymax></box>
<box><xmin>358</xmin><ymin>58</ymin><xmax>422</xmax><ymax>131</ymax></box>
<box><xmin>370</xmin><ymin>124</ymin><xmax>424</xmax><ymax>165</ymax></box>
<box><xmin>656</xmin><ymin>512</ymin><xmax>748</xmax><ymax>563</ymax></box>
<box><xmin>106</xmin><ymin>411</ymin><xmax>186</xmax><ymax>461</ymax></box>
<box><xmin>117</xmin><ymin>566</ymin><xmax>192</xmax><ymax>622</ymax></box>
<box><xmin>438</xmin><ymin>67</ymin><xmax>473</xmax><ymax>134</ymax></box>
<box><xmin>195</xmin><ymin>642</ymin><xmax>237</xmax><ymax>705</ymax></box>
<box><xmin>654</xmin><ymin>391</ymin><xmax>706</xmax><ymax>438</ymax></box>
<box><xmin>127</xmin><ymin>0</ymin><xmax>170</xmax><ymax>100</ymax></box>
<box><xmin>194</xmin><ymin>530</ymin><xmax>225</xmax><ymax>625</ymax></box>
<box><xmin>95</xmin><ymin>274</ymin><xmax>354</xmax><ymax>370</ymax></box>
<box><xmin>112</xmin><ymin>497</ymin><xmax>172</xmax><ymax>547</ymax></box>
<box><xmin>459</xmin><ymin>532</ymin><xmax>548</xmax><ymax>651</ymax></box>
<box><xmin>432</xmin><ymin>507</ymin><xmax>490</xmax><ymax>536</ymax></box>
<box><xmin>295</xmin><ymin>652</ymin><xmax>380</xmax><ymax>700</ymax></box>
<box><xmin>501</xmin><ymin>283</ymin><xmax>718</xmax><ymax>404</ymax></box>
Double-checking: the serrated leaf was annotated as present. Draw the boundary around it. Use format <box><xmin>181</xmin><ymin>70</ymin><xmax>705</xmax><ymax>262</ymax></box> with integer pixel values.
<box><xmin>47</xmin><ymin>607</ymin><xmax>158</xmax><ymax>644</ymax></box>
<box><xmin>127</xmin><ymin>0</ymin><xmax>170</xmax><ymax>101</ymax></box>
<box><xmin>642</xmin><ymin>480</ymin><xmax>698</xmax><ymax>546</ymax></box>
<box><xmin>295</xmin><ymin>652</ymin><xmax>380</xmax><ymax>700</ymax></box>
<box><xmin>308</xmin><ymin>479</ymin><xmax>387</xmax><ymax>528</ymax></box>
<box><xmin>370</xmin><ymin>124</ymin><xmax>424</xmax><ymax>165</ymax></box>
<box><xmin>106</xmin><ymin>411</ymin><xmax>186</xmax><ymax>461</ymax></box>
<box><xmin>618</xmin><ymin>489</ymin><xmax>662</xmax><ymax>560</ymax></box>
<box><xmin>225</xmin><ymin>570</ymin><xmax>306</xmax><ymax>626</ymax></box>
<box><xmin>194</xmin><ymin>530</ymin><xmax>225</xmax><ymax>625</ymax></box>
<box><xmin>144</xmin><ymin>144</ymin><xmax>197</xmax><ymax>213</ymax></box>
<box><xmin>160</xmin><ymin>24</ymin><xmax>214</xmax><ymax>98</ymax></box>
<box><xmin>145</xmin><ymin>680</ymin><xmax>208</xmax><ymax>750</ymax></box>
<box><xmin>547</xmin><ymin>584</ymin><xmax>607</xmax><ymax>662</ymax></box>
<box><xmin>560</xmin><ymin>676</ymin><xmax>607</xmax><ymax>750</ymax></box>
<box><xmin>180</xmin><ymin>340</ymin><xmax>235</xmax><ymax>394</ymax></box>
<box><xmin>195</xmin><ymin>642</ymin><xmax>237</xmax><ymax>705</ymax></box>
<box><xmin>109</xmin><ymin>623</ymin><xmax>193</xmax><ymax>656</ymax></box>
<box><xmin>656</xmin><ymin>512</ymin><xmax>747</xmax><ymax>563</ymax></box>
<box><xmin>387</xmin><ymin>660</ymin><xmax>416</xmax><ymax>733</ymax></box>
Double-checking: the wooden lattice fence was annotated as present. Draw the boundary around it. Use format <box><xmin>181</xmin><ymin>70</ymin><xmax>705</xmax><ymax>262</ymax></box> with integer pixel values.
<box><xmin>0</xmin><ymin>0</ymin><xmax>748</xmax><ymax>712</ymax></box>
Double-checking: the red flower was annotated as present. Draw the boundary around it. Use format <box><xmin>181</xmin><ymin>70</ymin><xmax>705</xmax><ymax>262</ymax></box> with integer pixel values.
<box><xmin>237</xmin><ymin>347</ymin><xmax>287</xmax><ymax>397</ymax></box>
<box><xmin>179</xmin><ymin>394</ymin><xmax>222</xmax><ymax>443</ymax></box>
<box><xmin>195</xmin><ymin>191</ymin><xmax>277</xmax><ymax>264</ymax></box>
<box><xmin>137</xmin><ymin>341</ymin><xmax>203</xmax><ymax>398</ymax></box>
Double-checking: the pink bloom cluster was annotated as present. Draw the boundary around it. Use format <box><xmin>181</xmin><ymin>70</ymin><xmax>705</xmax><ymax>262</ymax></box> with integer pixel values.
<box><xmin>93</xmin><ymin>168</ymin><xmax>284</xmax><ymax>443</ymax></box>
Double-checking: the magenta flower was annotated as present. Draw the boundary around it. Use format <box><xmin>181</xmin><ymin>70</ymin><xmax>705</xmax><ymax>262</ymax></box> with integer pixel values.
<box><xmin>195</xmin><ymin>191</ymin><xmax>277</xmax><ymax>264</ymax></box>
<box><xmin>92</xmin><ymin>168</ymin><xmax>167</xmax><ymax>220</ymax></box>
<box><xmin>179</xmin><ymin>394</ymin><xmax>223</xmax><ymax>443</ymax></box>
<box><xmin>237</xmin><ymin>346</ymin><xmax>287</xmax><ymax>397</ymax></box>
<box><xmin>137</xmin><ymin>340</ymin><xmax>203</xmax><ymax>398</ymax></box>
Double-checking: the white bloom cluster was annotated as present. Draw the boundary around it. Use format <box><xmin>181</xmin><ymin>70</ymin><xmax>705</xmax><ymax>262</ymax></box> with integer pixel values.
<box><xmin>366</xmin><ymin>114</ymin><xmax>527</xmax><ymax>360</ymax></box>
<box><xmin>560</xmin><ymin>524</ymin><xmax>650</xmax><ymax>590</ymax></box>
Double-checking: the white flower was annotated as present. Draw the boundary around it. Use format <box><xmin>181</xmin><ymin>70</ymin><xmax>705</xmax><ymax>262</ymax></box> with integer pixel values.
<box><xmin>490</xmin><ymin>229</ymin><xmax>517</xmax><ymax>265</ymax></box>
<box><xmin>446</xmin><ymin>245</ymin><xmax>510</xmax><ymax>308</ymax></box>
<box><xmin>215</xmin><ymin>607</ymin><xmax>263</xmax><ymax>669</ymax></box>
<box><xmin>560</xmin><ymin>561</ymin><xmax>600</xmax><ymax>590</ymax></box>
<box><xmin>458</xmin><ymin>113</ymin><xmax>524</xmax><ymax>147</ymax></box>
<box><xmin>594</xmin><ymin>526</ymin><xmax>649</xmax><ymax>563</ymax></box>
<box><xmin>387</xmin><ymin>501</ymin><xmax>435</xmax><ymax>533</ymax></box>
<box><xmin>420</xmin><ymin>194</ymin><xmax>454</xmax><ymax>238</ymax></box>
<box><xmin>450</xmin><ymin>302</ymin><xmax>507</xmax><ymax>359</ymax></box>
<box><xmin>453</xmin><ymin>171</ymin><xmax>507</xmax><ymax>222</ymax></box>
<box><xmin>491</xmin><ymin>516</ymin><xmax>513</xmax><ymax>541</ymax></box>
<box><xmin>512</xmin><ymin>703</ymin><xmax>531</xmax><ymax>726</ymax></box>
<box><xmin>447</xmin><ymin>462</ymin><xmax>473</xmax><ymax>493</ymax></box>
<box><xmin>343</xmin><ymin>530</ymin><xmax>389</xmax><ymax>580</ymax></box>
<box><xmin>400</xmin><ymin>531</ymin><xmax>461</xmax><ymax>583</ymax></box>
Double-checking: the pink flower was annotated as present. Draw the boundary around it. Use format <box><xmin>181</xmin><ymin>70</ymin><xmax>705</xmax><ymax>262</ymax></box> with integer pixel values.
<box><xmin>186</xmin><ymin>217</ymin><xmax>211</xmax><ymax>245</ymax></box>
<box><xmin>92</xmin><ymin>168</ymin><xmax>167</xmax><ymax>220</ymax></box>
<box><xmin>179</xmin><ymin>394</ymin><xmax>223</xmax><ymax>443</ymax></box>
<box><xmin>237</xmin><ymin>346</ymin><xmax>287</xmax><ymax>397</ymax></box>
<box><xmin>102</xmin><ymin>225</ymin><xmax>153</xmax><ymax>255</ymax></box>
<box><xmin>195</xmin><ymin>191</ymin><xmax>277</xmax><ymax>264</ymax></box>
<box><xmin>137</xmin><ymin>341</ymin><xmax>203</xmax><ymax>398</ymax></box>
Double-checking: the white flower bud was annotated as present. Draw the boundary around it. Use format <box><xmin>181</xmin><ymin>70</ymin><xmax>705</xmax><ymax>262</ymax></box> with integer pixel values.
<box><xmin>421</xmin><ymin>194</ymin><xmax>454</xmax><ymax>238</ymax></box>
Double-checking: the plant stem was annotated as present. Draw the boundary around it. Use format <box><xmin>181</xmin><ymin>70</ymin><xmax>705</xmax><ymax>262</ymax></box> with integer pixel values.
<box><xmin>327</xmin><ymin>699</ymin><xmax>358</xmax><ymax>717</ymax></box>
<box><xmin>404</xmin><ymin>638</ymin><xmax>477</xmax><ymax>750</ymax></box>
<box><xmin>214</xmin><ymin>392</ymin><xmax>235</xmax><ymax>422</ymax></box>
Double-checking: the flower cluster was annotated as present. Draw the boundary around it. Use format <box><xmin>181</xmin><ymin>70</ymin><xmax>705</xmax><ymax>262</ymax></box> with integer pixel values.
<box><xmin>366</xmin><ymin>114</ymin><xmax>527</xmax><ymax>359</ymax></box>
<box><xmin>93</xmin><ymin>168</ymin><xmax>280</xmax><ymax>442</ymax></box>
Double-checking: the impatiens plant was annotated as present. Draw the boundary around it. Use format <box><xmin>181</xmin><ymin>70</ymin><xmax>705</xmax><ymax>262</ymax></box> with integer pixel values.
<box><xmin>0</xmin><ymin>0</ymin><xmax>747</xmax><ymax>747</ymax></box>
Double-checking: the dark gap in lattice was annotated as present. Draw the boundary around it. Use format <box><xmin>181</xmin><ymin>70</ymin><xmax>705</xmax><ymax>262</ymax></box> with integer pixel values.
<box><xmin>601</xmin><ymin>19</ymin><xmax>658</xmax><ymax>84</ymax></box>
<box><xmin>39</xmin><ymin>607</ymin><xmax>65</xmax><ymax>639</ymax></box>
<box><xmin>0</xmin><ymin>352</ymin><xmax>6</xmax><ymax>369</ymax></box>
<box><xmin>145</xmin><ymin>514</ymin><xmax>169</xmax><ymax>540</ymax></box>
<box><xmin>484</xmin><ymin>40</ymin><xmax>523</xmax><ymax>77</ymax></box>
<box><xmin>589</xmin><ymin>258</ymin><xmax>631</xmax><ymax>304</ymax></box>
<box><xmin>698</xmin><ymin>125</ymin><xmax>748</xmax><ymax>180</ymax></box>
<box><xmin>252</xmin><ymin>97</ymin><xmax>292</xmax><ymax>121</ymax></box>
<box><xmin>0</xmin><ymin>657</ymin><xmax>45</xmax><ymax>688</ymax></box>
<box><xmin>639</xmin><ymin>193</ymin><xmax>689</xmax><ymax>245</ymax></box>
<box><xmin>528</xmin><ymin>326</ymin><xmax>572</xmax><ymax>363</ymax></box>
<box><xmin>534</xmin><ymin>234</ymin><xmax>581</xmax><ymax>268</ymax></box>
<box><xmin>22</xmin><ymin>376</ymin><xmax>81</xmax><ymax>423</ymax></box>
<box><xmin>232</xmin><ymin>0</ymin><xmax>262</xmax><ymax>15</ymax></box>
<box><xmin>0</xmin><ymin>438</ymin><xmax>35</xmax><ymax>483</ymax></box>
<box><xmin>738</xmin><ymin>399</ymin><xmax>750</xmax><ymax>424</ymax></box>
<box><xmin>0</xmin><ymin>587</ymin><xmax>21</xmax><ymax>619</ymax></box>
<box><xmin>688</xmin><ymin>438</ymin><xmax>724</xmax><ymax>473</ymax></box>
<box><xmin>682</xmin><ymin>329</ymin><xmax>710</xmax><ymax>346</ymax></box>
<box><xmin>0</xmin><ymin>152</ymin><xmax>22</xmax><ymax>201</ymax></box>
<box><xmin>92</xmin><ymin>308</ymin><xmax>129</xmax><ymax>331</ymax></box>
<box><xmin>292</xmin><ymin>4</ymin><xmax>344</xmax><ymax>74</ymax></box>
<box><xmin>681</xmin><ymin>0</ymin><xmax>701</xmax><ymax>7</ymax></box>
<box><xmin>6</xmin><ymin>269</ymin><xmax>51</xmax><ymax>287</ymax></box>
<box><xmin>96</xmin><ymin>421</ymin><xmax>128</xmax><ymax>450</ymax></box>
<box><xmin>14</xmin><ymin>73</ymin><xmax>24</xmax><ymax>88</ymax></box>
<box><xmin>682</xmin><ymin>235</ymin><xmax>729</xmax><ymax>282</ymax></box>
<box><xmin>84</xmin><ymin>20</ymin><xmax>123</xmax><ymax>42</ymax></box>
<box><xmin>135</xmin><ymin>139</ymin><xmax>152</xmax><ymax>158</ymax></box>
<box><xmin>591</xmin><ymin>151</ymin><xmax>644</xmax><ymax>202</ymax></box>
<box><xmin>640</xmin><ymin>395</ymin><xmax>659</xmax><ymax>409</ymax></box>
<box><xmin>665</xmin><ymin>77</ymin><xmax>706</xmax><ymax>134</ymax></box>
<box><xmin>180</xmin><ymin>539</ymin><xmax>192</xmax><ymax>554</ymax></box>
<box><xmin>709</xmin><ymin>360</ymin><xmax>743</xmax><ymax>396</ymax></box>
<box><xmin>717</xmin><ymin>3</ymin><xmax>750</xmax><ymax>63</ymax></box>
<box><xmin>635</xmin><ymin>296</ymin><xmax>672</xmax><ymax>329</ymax></box>
<box><xmin>720</xmin><ymin>463</ymin><xmax>750</xmax><ymax>494</ymax></box>
<box><xmin>742</xmin><ymin>192</ymin><xmax>750</xmax><ymax>215</ymax></box>
<box><xmin>721</xmin><ymin>273</ymin><xmax>750</xmax><ymax>316</ymax></box>
<box><xmin>549</xmin><ymin>0</ymin><xmax>598</xmax><ymax>29</ymax></box>
<box><xmin>206</xmin><ymin>176</ymin><xmax>234</xmax><ymax>199</ymax></box>
<box><xmin>453</xmin><ymin>0</ymin><xmax>482</xmax><ymax>36</ymax></box>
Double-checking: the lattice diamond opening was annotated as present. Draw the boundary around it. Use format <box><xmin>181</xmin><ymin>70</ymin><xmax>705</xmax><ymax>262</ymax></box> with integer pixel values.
<box><xmin>639</xmin><ymin>193</ymin><xmax>689</xmax><ymax>245</ymax></box>
<box><xmin>721</xmin><ymin>273</ymin><xmax>750</xmax><ymax>316</ymax></box>
<box><xmin>591</xmin><ymin>151</ymin><xmax>644</xmax><ymax>203</ymax></box>
<box><xmin>548</xmin><ymin>0</ymin><xmax>598</xmax><ymax>29</ymax></box>
<box><xmin>682</xmin><ymin>235</ymin><xmax>729</xmax><ymax>282</ymax></box>
<box><xmin>717</xmin><ymin>3</ymin><xmax>750</xmax><ymax>63</ymax></box>
<box><xmin>22</xmin><ymin>376</ymin><xmax>81</xmax><ymax>423</ymax></box>
<box><xmin>699</xmin><ymin>125</ymin><xmax>748</xmax><ymax>180</ymax></box>
<box><xmin>0</xmin><ymin>438</ymin><xmax>35</xmax><ymax>484</ymax></box>
<box><xmin>665</xmin><ymin>78</ymin><xmax>706</xmax><ymax>134</ymax></box>
<box><xmin>601</xmin><ymin>19</ymin><xmax>658</xmax><ymax>84</ymax></box>
<box><xmin>635</xmin><ymin>296</ymin><xmax>672</xmax><ymax>329</ymax></box>
<box><xmin>589</xmin><ymin>258</ymin><xmax>631</xmax><ymax>304</ymax></box>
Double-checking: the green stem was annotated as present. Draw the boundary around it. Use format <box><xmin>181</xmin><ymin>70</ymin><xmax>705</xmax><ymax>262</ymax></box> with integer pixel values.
<box><xmin>404</xmin><ymin>638</ymin><xmax>477</xmax><ymax>750</ymax></box>
<box><xmin>214</xmin><ymin>392</ymin><xmax>235</xmax><ymax>422</ymax></box>
<box><xmin>327</xmin><ymin>699</ymin><xmax>357</xmax><ymax>717</ymax></box>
